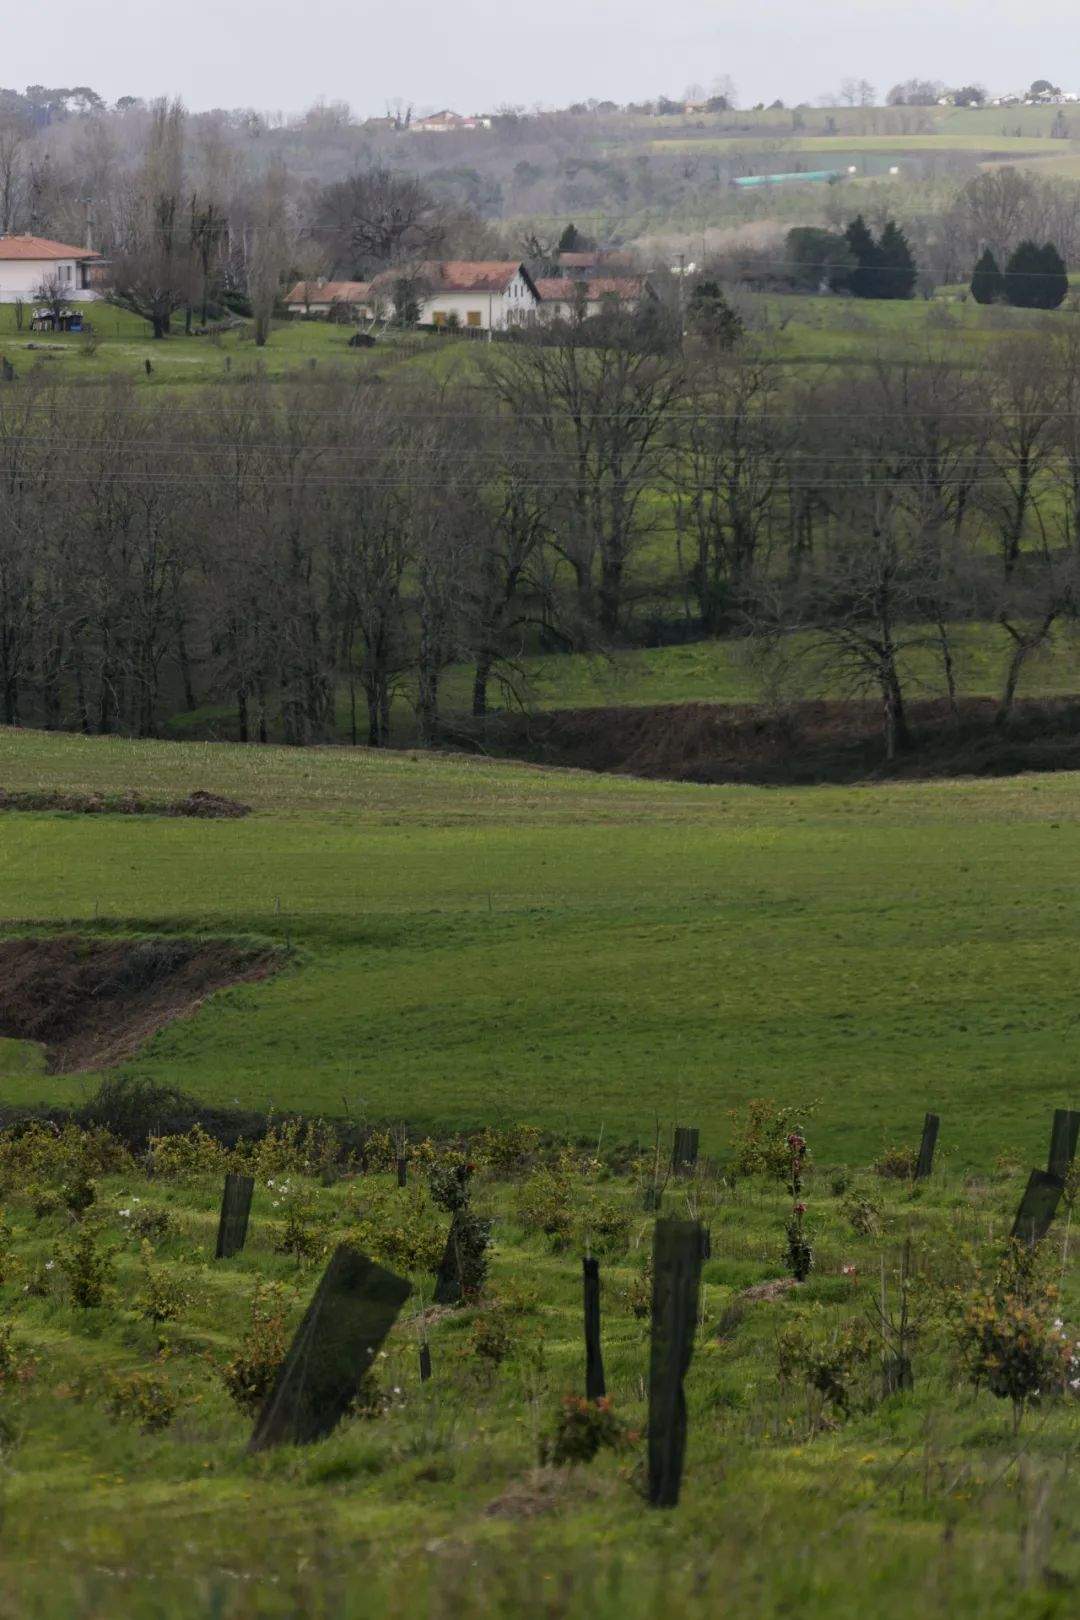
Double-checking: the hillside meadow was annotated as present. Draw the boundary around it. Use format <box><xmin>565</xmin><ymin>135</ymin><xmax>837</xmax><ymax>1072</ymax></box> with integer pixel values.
<box><xmin>2</xmin><ymin>726</ymin><xmax>1079</xmax><ymax>1166</ymax></box>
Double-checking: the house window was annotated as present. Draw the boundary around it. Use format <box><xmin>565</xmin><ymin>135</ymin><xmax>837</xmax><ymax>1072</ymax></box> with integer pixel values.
<box><xmin>432</xmin><ymin>311</ymin><xmax>447</xmax><ymax>326</ymax></box>
<box><xmin>467</xmin><ymin>310</ymin><xmax>481</xmax><ymax>327</ymax></box>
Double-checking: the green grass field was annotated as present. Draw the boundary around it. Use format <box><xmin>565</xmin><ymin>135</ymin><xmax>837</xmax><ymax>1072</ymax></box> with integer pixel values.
<box><xmin>2</xmin><ymin>726</ymin><xmax>1079</xmax><ymax>1168</ymax></box>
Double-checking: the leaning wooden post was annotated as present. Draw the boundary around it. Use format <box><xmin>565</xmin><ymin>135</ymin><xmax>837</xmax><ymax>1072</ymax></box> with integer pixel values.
<box><xmin>1011</xmin><ymin>1170</ymin><xmax>1065</xmax><ymax>1248</ymax></box>
<box><xmin>215</xmin><ymin>1172</ymin><xmax>255</xmax><ymax>1259</ymax></box>
<box><xmin>249</xmin><ymin>1245</ymin><xmax>410</xmax><ymax>1451</ymax></box>
<box><xmin>1047</xmin><ymin>1109</ymin><xmax>1080</xmax><ymax>1181</ymax></box>
<box><xmin>583</xmin><ymin>1257</ymin><xmax>605</xmax><ymax>1400</ymax></box>
<box><xmin>647</xmin><ymin>1218</ymin><xmax>704</xmax><ymax>1509</ymax></box>
<box><xmin>914</xmin><ymin>1113</ymin><xmax>940</xmax><ymax>1181</ymax></box>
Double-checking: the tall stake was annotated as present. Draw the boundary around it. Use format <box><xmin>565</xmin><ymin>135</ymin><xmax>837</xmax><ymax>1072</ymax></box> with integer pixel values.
<box><xmin>583</xmin><ymin>1256</ymin><xmax>605</xmax><ymax>1400</ymax></box>
<box><xmin>647</xmin><ymin>1218</ymin><xmax>704</xmax><ymax>1508</ymax></box>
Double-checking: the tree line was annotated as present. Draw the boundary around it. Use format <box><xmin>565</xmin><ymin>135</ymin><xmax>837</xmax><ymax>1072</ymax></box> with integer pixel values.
<box><xmin>4</xmin><ymin>313</ymin><xmax>1080</xmax><ymax>757</ymax></box>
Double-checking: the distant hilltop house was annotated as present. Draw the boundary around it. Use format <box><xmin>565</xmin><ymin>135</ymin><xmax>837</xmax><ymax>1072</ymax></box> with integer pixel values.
<box><xmin>284</xmin><ymin>278</ymin><xmax>373</xmax><ymax>318</ymax></box>
<box><xmin>0</xmin><ymin>234</ymin><xmax>101</xmax><ymax>302</ymax></box>
<box><xmin>533</xmin><ymin>275</ymin><xmax>655</xmax><ymax>319</ymax></box>
<box><xmin>371</xmin><ymin>261</ymin><xmax>539</xmax><ymax>329</ymax></box>
<box><xmin>410</xmin><ymin>110</ymin><xmax>492</xmax><ymax>133</ymax></box>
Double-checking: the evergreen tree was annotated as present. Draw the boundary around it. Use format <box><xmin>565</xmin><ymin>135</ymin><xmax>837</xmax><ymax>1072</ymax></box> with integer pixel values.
<box><xmin>877</xmin><ymin>221</ymin><xmax>917</xmax><ymax>299</ymax></box>
<box><xmin>1034</xmin><ymin>241</ymin><xmax>1069</xmax><ymax>308</ymax></box>
<box><xmin>1005</xmin><ymin>239</ymin><xmax>1068</xmax><ymax>309</ymax></box>
<box><xmin>844</xmin><ymin>215</ymin><xmax>881</xmax><ymax>298</ymax></box>
<box><xmin>559</xmin><ymin>222</ymin><xmax>592</xmax><ymax>253</ymax></box>
<box><xmin>970</xmin><ymin>247</ymin><xmax>1005</xmax><ymax>304</ymax></box>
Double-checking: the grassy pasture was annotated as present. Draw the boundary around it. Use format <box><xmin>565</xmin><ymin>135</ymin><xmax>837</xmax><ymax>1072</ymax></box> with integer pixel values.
<box><xmin>2</xmin><ymin>726</ymin><xmax>1080</xmax><ymax>1167</ymax></box>
<box><xmin>2</xmin><ymin>1142</ymin><xmax>1077</xmax><ymax>1619</ymax></box>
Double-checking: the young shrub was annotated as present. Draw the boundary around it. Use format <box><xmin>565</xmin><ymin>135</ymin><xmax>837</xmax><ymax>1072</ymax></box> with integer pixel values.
<box><xmin>148</xmin><ymin>1126</ymin><xmax>227</xmax><ymax>1181</ymax></box>
<box><xmin>136</xmin><ymin>1240</ymin><xmax>191</xmax><ymax>1326</ymax></box>
<box><xmin>777</xmin><ymin>1318</ymin><xmax>874</xmax><ymax>1422</ymax></box>
<box><xmin>729</xmin><ymin>1099</ymin><xmax>814</xmax><ymax>1184</ymax></box>
<box><xmin>541</xmin><ymin>1395</ymin><xmax>634</xmax><ymax>1466</ymax></box>
<box><xmin>784</xmin><ymin>1204</ymin><xmax>814</xmax><ymax>1283</ymax></box>
<box><xmin>25</xmin><ymin>1183</ymin><xmax>62</xmax><ymax>1221</ymax></box>
<box><xmin>467</xmin><ymin>1306</ymin><xmax>515</xmax><ymax>1372</ymax></box>
<box><xmin>475</xmin><ymin>1124</ymin><xmax>541</xmax><ymax>1178</ymax></box>
<box><xmin>618</xmin><ymin>1254</ymin><xmax>653</xmax><ymax>1319</ymax></box>
<box><xmin>577</xmin><ymin>1194</ymin><xmax>631</xmax><ymax>1257</ymax></box>
<box><xmin>515</xmin><ymin>1167</ymin><xmax>574</xmax><ymax>1248</ymax></box>
<box><xmin>272</xmin><ymin>1181</ymin><xmax>326</xmax><ymax>1263</ymax></box>
<box><xmin>0</xmin><ymin>1323</ymin><xmax>35</xmax><ymax>1389</ymax></box>
<box><xmin>106</xmin><ymin>1371</ymin><xmax>177</xmax><ymax>1433</ymax></box>
<box><xmin>347</xmin><ymin>1188</ymin><xmax>445</xmax><ymax>1276</ymax></box>
<box><xmin>950</xmin><ymin>1244</ymin><xmax>1076</xmax><ymax>1433</ymax></box>
<box><xmin>56</xmin><ymin>1226</ymin><xmax>113</xmax><ymax>1308</ymax></box>
<box><xmin>443</xmin><ymin>1209</ymin><xmax>493</xmax><ymax>1301</ymax></box>
<box><xmin>842</xmin><ymin>1191</ymin><xmax>883</xmax><ymax>1238</ymax></box>
<box><xmin>127</xmin><ymin>1204</ymin><xmax>175</xmax><ymax>1243</ymax></box>
<box><xmin>874</xmin><ymin>1146</ymin><xmax>918</xmax><ymax>1181</ymax></box>
<box><xmin>222</xmin><ymin>1284</ymin><xmax>290</xmax><ymax>1415</ymax></box>
<box><xmin>0</xmin><ymin>1210</ymin><xmax>12</xmax><ymax>1285</ymax></box>
<box><xmin>427</xmin><ymin>1156</ymin><xmax>476</xmax><ymax>1214</ymax></box>
<box><xmin>61</xmin><ymin>1168</ymin><xmax>97</xmax><ymax>1219</ymax></box>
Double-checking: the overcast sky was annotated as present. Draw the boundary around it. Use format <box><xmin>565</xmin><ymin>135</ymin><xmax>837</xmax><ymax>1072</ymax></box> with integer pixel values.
<box><xmin>9</xmin><ymin>1</ymin><xmax>1074</xmax><ymax>114</ymax></box>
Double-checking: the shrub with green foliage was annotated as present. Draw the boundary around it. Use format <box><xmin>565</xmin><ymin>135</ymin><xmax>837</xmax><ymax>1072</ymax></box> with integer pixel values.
<box><xmin>541</xmin><ymin>1395</ymin><xmax>634</xmax><ymax>1466</ymax></box>
<box><xmin>56</xmin><ymin>1226</ymin><xmax>113</xmax><ymax>1308</ymax></box>
<box><xmin>950</xmin><ymin>1243</ymin><xmax>1077</xmax><ymax>1431</ymax></box>
<box><xmin>970</xmin><ymin>248</ymin><xmax>1005</xmax><ymax>304</ymax></box>
<box><xmin>1004</xmin><ymin>240</ymin><xmax>1068</xmax><ymax>309</ymax></box>
<box><xmin>222</xmin><ymin>1285</ymin><xmax>290</xmax><ymax>1416</ymax></box>
<box><xmin>106</xmin><ymin>1371</ymin><xmax>177</xmax><ymax>1433</ymax></box>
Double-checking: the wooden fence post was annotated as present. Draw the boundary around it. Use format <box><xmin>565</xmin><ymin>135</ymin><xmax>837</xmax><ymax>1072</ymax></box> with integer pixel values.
<box><xmin>914</xmin><ymin>1113</ymin><xmax>940</xmax><ymax>1181</ymax></box>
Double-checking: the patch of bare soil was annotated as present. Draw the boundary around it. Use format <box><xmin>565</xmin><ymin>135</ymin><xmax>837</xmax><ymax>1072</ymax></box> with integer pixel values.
<box><xmin>469</xmin><ymin>696</ymin><xmax>1080</xmax><ymax>786</ymax></box>
<box><xmin>740</xmin><ymin>1278</ymin><xmax>799</xmax><ymax>1303</ymax></box>
<box><xmin>484</xmin><ymin>1467</ymin><xmax>597</xmax><ymax>1520</ymax></box>
<box><xmin>0</xmin><ymin>788</ymin><xmax>250</xmax><ymax>818</ymax></box>
<box><xmin>0</xmin><ymin>936</ymin><xmax>279</xmax><ymax>1072</ymax></box>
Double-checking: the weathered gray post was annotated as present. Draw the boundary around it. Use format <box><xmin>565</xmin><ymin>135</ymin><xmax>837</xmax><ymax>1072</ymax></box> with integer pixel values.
<box><xmin>249</xmin><ymin>1245</ymin><xmax>410</xmax><ymax>1451</ymax></box>
<box><xmin>583</xmin><ymin>1257</ymin><xmax>605</xmax><ymax>1400</ymax></box>
<box><xmin>647</xmin><ymin>1218</ymin><xmax>704</xmax><ymax>1508</ymax></box>
<box><xmin>215</xmin><ymin>1172</ymin><xmax>255</xmax><ymax>1259</ymax></box>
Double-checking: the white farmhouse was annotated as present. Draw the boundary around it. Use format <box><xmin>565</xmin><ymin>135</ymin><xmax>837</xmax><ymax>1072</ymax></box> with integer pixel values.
<box><xmin>373</xmin><ymin>261</ymin><xmax>540</xmax><ymax>330</ymax></box>
<box><xmin>0</xmin><ymin>234</ymin><xmax>102</xmax><ymax>302</ymax></box>
<box><xmin>534</xmin><ymin>275</ymin><xmax>654</xmax><ymax>320</ymax></box>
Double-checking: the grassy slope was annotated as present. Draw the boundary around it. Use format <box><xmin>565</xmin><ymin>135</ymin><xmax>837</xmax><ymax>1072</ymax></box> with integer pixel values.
<box><xmin>4</xmin><ymin>1151</ymin><xmax>1077</xmax><ymax>1619</ymax></box>
<box><xmin>2</xmin><ymin>727</ymin><xmax>1079</xmax><ymax>1166</ymax></box>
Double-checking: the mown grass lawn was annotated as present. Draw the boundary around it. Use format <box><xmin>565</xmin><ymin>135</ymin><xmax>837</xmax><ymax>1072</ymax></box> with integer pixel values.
<box><xmin>2</xmin><ymin>726</ymin><xmax>1078</xmax><ymax>1166</ymax></box>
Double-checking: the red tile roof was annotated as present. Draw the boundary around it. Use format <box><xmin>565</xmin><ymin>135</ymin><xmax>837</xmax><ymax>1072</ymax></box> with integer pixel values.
<box><xmin>0</xmin><ymin>234</ymin><xmax>100</xmax><ymax>261</ymax></box>
<box><xmin>536</xmin><ymin>276</ymin><xmax>649</xmax><ymax>303</ymax></box>
<box><xmin>373</xmin><ymin>260</ymin><xmax>531</xmax><ymax>295</ymax></box>
<box><xmin>285</xmin><ymin>279</ymin><xmax>371</xmax><ymax>305</ymax></box>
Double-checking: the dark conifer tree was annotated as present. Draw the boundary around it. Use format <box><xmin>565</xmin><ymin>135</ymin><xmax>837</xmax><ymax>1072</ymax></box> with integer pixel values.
<box><xmin>970</xmin><ymin>247</ymin><xmax>1005</xmax><ymax>304</ymax></box>
<box><xmin>877</xmin><ymin>220</ymin><xmax>917</xmax><ymax>299</ymax></box>
<box><xmin>1005</xmin><ymin>239</ymin><xmax>1067</xmax><ymax>308</ymax></box>
<box><xmin>844</xmin><ymin>214</ymin><xmax>881</xmax><ymax>298</ymax></box>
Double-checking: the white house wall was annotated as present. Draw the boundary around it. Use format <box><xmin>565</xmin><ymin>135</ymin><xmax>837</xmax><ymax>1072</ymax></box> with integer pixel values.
<box><xmin>0</xmin><ymin>259</ymin><xmax>98</xmax><ymax>302</ymax></box>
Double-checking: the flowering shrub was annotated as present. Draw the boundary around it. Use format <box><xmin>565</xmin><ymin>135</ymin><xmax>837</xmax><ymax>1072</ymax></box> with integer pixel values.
<box><xmin>106</xmin><ymin>1371</ymin><xmax>176</xmax><ymax>1433</ymax></box>
<box><xmin>729</xmin><ymin>1100</ymin><xmax>813</xmax><ymax>1184</ymax></box>
<box><xmin>222</xmin><ymin>1284</ymin><xmax>290</xmax><ymax>1415</ymax></box>
<box><xmin>950</xmin><ymin>1244</ymin><xmax>1077</xmax><ymax>1431</ymax></box>
<box><xmin>541</xmin><ymin>1396</ymin><xmax>634</xmax><ymax>1466</ymax></box>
